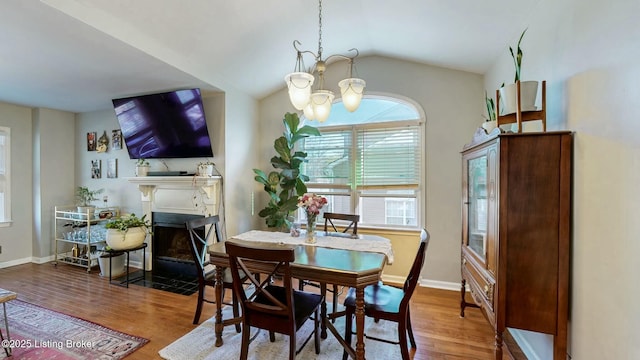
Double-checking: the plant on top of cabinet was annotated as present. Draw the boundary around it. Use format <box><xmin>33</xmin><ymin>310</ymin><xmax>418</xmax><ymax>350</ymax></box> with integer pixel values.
<box><xmin>498</xmin><ymin>28</ymin><xmax>539</xmax><ymax>115</ymax></box>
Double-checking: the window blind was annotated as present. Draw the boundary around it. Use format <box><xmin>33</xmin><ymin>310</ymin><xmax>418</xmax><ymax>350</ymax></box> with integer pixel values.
<box><xmin>356</xmin><ymin>126</ymin><xmax>421</xmax><ymax>187</ymax></box>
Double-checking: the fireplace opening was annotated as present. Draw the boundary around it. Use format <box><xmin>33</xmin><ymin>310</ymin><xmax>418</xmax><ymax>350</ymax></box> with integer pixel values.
<box><xmin>151</xmin><ymin>212</ymin><xmax>203</xmax><ymax>278</ymax></box>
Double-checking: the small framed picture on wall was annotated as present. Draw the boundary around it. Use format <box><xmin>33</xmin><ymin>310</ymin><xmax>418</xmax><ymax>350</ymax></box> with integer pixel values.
<box><xmin>107</xmin><ymin>158</ymin><xmax>118</xmax><ymax>178</ymax></box>
<box><xmin>91</xmin><ymin>159</ymin><xmax>101</xmax><ymax>179</ymax></box>
<box><xmin>112</xmin><ymin>129</ymin><xmax>122</xmax><ymax>150</ymax></box>
<box><xmin>87</xmin><ymin>132</ymin><xmax>97</xmax><ymax>151</ymax></box>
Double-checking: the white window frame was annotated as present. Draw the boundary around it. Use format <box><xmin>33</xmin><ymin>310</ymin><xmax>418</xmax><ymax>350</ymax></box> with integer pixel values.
<box><xmin>0</xmin><ymin>126</ymin><xmax>11</xmax><ymax>226</ymax></box>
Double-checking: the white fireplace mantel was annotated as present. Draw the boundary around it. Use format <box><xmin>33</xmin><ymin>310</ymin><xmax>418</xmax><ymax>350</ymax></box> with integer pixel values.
<box><xmin>127</xmin><ymin>175</ymin><xmax>222</xmax><ymax>269</ymax></box>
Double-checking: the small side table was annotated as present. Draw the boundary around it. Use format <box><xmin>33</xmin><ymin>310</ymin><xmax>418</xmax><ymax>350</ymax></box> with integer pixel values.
<box><xmin>0</xmin><ymin>288</ymin><xmax>17</xmax><ymax>357</ymax></box>
<box><xmin>106</xmin><ymin>243</ymin><xmax>147</xmax><ymax>288</ymax></box>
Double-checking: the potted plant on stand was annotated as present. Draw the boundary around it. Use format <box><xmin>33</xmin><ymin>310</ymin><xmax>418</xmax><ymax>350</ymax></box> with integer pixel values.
<box><xmin>253</xmin><ymin>112</ymin><xmax>321</xmax><ymax>231</ymax></box>
<box><xmin>498</xmin><ymin>28</ymin><xmax>539</xmax><ymax>114</ymax></box>
<box><xmin>75</xmin><ymin>186</ymin><xmax>104</xmax><ymax>220</ymax></box>
<box><xmin>104</xmin><ymin>213</ymin><xmax>151</xmax><ymax>250</ymax></box>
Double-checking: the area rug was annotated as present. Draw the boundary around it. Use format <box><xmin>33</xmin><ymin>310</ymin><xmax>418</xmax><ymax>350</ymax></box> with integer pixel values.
<box><xmin>0</xmin><ymin>300</ymin><xmax>149</xmax><ymax>359</ymax></box>
<box><xmin>159</xmin><ymin>306</ymin><xmax>402</xmax><ymax>360</ymax></box>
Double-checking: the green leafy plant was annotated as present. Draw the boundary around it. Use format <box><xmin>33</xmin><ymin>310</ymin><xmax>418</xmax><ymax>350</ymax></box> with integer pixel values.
<box><xmin>104</xmin><ymin>213</ymin><xmax>151</xmax><ymax>233</ymax></box>
<box><xmin>483</xmin><ymin>91</ymin><xmax>496</xmax><ymax>122</ymax></box>
<box><xmin>253</xmin><ymin>112</ymin><xmax>321</xmax><ymax>229</ymax></box>
<box><xmin>509</xmin><ymin>28</ymin><xmax>527</xmax><ymax>82</ymax></box>
<box><xmin>136</xmin><ymin>158</ymin><xmax>149</xmax><ymax>166</ymax></box>
<box><xmin>75</xmin><ymin>186</ymin><xmax>104</xmax><ymax>207</ymax></box>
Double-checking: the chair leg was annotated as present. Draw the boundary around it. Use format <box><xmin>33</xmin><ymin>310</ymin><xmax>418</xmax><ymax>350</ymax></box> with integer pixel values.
<box><xmin>398</xmin><ymin>316</ymin><xmax>410</xmax><ymax>360</ymax></box>
<box><xmin>406</xmin><ymin>307</ymin><xmax>416</xmax><ymax>348</ymax></box>
<box><xmin>314</xmin><ymin>307</ymin><xmax>320</xmax><ymax>354</ymax></box>
<box><xmin>193</xmin><ymin>285</ymin><xmax>204</xmax><ymax>324</ymax></box>
<box><xmin>240</xmin><ymin>322</ymin><xmax>250</xmax><ymax>360</ymax></box>
<box><xmin>332</xmin><ymin>285</ymin><xmax>338</xmax><ymax>323</ymax></box>
<box><xmin>269</xmin><ymin>331</ymin><xmax>276</xmax><ymax>342</ymax></box>
<box><xmin>342</xmin><ymin>307</ymin><xmax>353</xmax><ymax>360</ymax></box>
<box><xmin>289</xmin><ymin>332</ymin><xmax>296</xmax><ymax>360</ymax></box>
<box><xmin>232</xmin><ymin>291</ymin><xmax>241</xmax><ymax>333</ymax></box>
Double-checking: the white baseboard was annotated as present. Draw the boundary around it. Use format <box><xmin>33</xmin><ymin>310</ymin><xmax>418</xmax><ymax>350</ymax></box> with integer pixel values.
<box><xmin>380</xmin><ymin>274</ymin><xmax>462</xmax><ymax>292</ymax></box>
<box><xmin>0</xmin><ymin>257</ymin><xmax>33</xmax><ymax>269</ymax></box>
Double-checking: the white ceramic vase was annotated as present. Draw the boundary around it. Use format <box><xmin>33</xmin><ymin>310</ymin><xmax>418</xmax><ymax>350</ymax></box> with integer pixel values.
<box><xmin>106</xmin><ymin>227</ymin><xmax>146</xmax><ymax>250</ymax></box>
<box><xmin>135</xmin><ymin>165</ymin><xmax>149</xmax><ymax>177</ymax></box>
<box><xmin>482</xmin><ymin>121</ymin><xmax>497</xmax><ymax>133</ymax></box>
<box><xmin>198</xmin><ymin>164</ymin><xmax>214</xmax><ymax>176</ymax></box>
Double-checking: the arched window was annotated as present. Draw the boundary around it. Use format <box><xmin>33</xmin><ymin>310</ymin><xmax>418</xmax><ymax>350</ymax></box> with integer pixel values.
<box><xmin>300</xmin><ymin>94</ymin><xmax>424</xmax><ymax>229</ymax></box>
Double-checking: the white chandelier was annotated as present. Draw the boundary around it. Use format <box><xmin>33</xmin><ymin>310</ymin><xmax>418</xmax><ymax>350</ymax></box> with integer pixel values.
<box><xmin>284</xmin><ymin>0</ymin><xmax>366</xmax><ymax>122</ymax></box>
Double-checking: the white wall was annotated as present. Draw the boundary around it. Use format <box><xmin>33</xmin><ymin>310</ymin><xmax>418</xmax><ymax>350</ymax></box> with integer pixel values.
<box><xmin>0</xmin><ymin>102</ymin><xmax>33</xmax><ymax>266</ymax></box>
<box><xmin>484</xmin><ymin>0</ymin><xmax>640</xmax><ymax>358</ymax></box>
<box><xmin>33</xmin><ymin>108</ymin><xmax>75</xmax><ymax>258</ymax></box>
<box><xmin>260</xmin><ymin>55</ymin><xmax>484</xmax><ymax>284</ymax></box>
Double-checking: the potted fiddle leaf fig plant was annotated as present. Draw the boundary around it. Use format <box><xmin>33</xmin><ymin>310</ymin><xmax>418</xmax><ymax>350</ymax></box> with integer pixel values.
<box><xmin>498</xmin><ymin>28</ymin><xmax>539</xmax><ymax>115</ymax></box>
<box><xmin>253</xmin><ymin>112</ymin><xmax>321</xmax><ymax>230</ymax></box>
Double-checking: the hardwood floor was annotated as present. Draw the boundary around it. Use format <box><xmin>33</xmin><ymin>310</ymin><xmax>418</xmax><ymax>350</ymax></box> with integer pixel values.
<box><xmin>0</xmin><ymin>262</ymin><xmax>514</xmax><ymax>359</ymax></box>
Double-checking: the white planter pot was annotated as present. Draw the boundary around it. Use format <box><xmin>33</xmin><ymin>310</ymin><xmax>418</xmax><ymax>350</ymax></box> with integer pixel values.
<box><xmin>135</xmin><ymin>165</ymin><xmax>150</xmax><ymax>177</ymax></box>
<box><xmin>98</xmin><ymin>253</ymin><xmax>126</xmax><ymax>278</ymax></box>
<box><xmin>198</xmin><ymin>164</ymin><xmax>214</xmax><ymax>176</ymax></box>
<box><xmin>106</xmin><ymin>227</ymin><xmax>146</xmax><ymax>250</ymax></box>
<box><xmin>498</xmin><ymin>81</ymin><xmax>539</xmax><ymax>115</ymax></box>
<box><xmin>482</xmin><ymin>121</ymin><xmax>497</xmax><ymax>133</ymax></box>
<box><xmin>76</xmin><ymin>206</ymin><xmax>96</xmax><ymax>220</ymax></box>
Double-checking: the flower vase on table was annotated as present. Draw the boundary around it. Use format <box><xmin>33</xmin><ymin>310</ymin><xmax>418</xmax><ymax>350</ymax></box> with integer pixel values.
<box><xmin>306</xmin><ymin>214</ymin><xmax>317</xmax><ymax>243</ymax></box>
<box><xmin>297</xmin><ymin>193</ymin><xmax>328</xmax><ymax>245</ymax></box>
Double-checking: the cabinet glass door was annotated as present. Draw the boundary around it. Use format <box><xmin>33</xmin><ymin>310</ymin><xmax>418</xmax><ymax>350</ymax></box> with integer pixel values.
<box><xmin>467</xmin><ymin>155</ymin><xmax>487</xmax><ymax>261</ymax></box>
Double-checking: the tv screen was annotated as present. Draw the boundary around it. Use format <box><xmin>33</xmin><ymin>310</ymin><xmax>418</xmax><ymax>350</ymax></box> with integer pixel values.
<box><xmin>112</xmin><ymin>88</ymin><xmax>214</xmax><ymax>159</ymax></box>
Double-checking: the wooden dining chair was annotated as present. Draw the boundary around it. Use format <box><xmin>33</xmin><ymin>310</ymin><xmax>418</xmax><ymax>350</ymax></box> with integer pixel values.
<box><xmin>305</xmin><ymin>212</ymin><xmax>360</xmax><ymax>319</ymax></box>
<box><xmin>342</xmin><ymin>228</ymin><xmax>430</xmax><ymax>360</ymax></box>
<box><xmin>226</xmin><ymin>241</ymin><xmax>323</xmax><ymax>360</ymax></box>
<box><xmin>323</xmin><ymin>212</ymin><xmax>360</xmax><ymax>235</ymax></box>
<box><xmin>185</xmin><ymin>215</ymin><xmax>240</xmax><ymax>329</ymax></box>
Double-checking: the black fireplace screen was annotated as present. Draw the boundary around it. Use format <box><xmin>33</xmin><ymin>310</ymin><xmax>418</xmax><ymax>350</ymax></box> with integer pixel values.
<box><xmin>152</xmin><ymin>212</ymin><xmax>203</xmax><ymax>276</ymax></box>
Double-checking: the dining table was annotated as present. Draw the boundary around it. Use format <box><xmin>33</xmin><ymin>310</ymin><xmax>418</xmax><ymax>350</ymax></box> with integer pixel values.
<box><xmin>207</xmin><ymin>229</ymin><xmax>394</xmax><ymax>360</ymax></box>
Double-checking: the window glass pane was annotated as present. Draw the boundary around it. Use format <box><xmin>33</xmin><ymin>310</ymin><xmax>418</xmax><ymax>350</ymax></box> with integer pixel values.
<box><xmin>303</xmin><ymin>130</ymin><xmax>352</xmax><ymax>185</ymax></box>
<box><xmin>309</xmin><ymin>97</ymin><xmax>420</xmax><ymax>126</ymax></box>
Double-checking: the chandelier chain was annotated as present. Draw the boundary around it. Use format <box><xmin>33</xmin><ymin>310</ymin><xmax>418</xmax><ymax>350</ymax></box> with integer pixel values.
<box><xmin>317</xmin><ymin>0</ymin><xmax>323</xmax><ymax>60</ymax></box>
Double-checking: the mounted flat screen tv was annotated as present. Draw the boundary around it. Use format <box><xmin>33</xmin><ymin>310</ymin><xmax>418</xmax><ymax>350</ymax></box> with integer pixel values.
<box><xmin>112</xmin><ymin>88</ymin><xmax>214</xmax><ymax>159</ymax></box>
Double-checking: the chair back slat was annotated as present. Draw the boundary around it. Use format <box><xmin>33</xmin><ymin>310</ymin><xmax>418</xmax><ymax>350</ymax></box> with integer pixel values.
<box><xmin>401</xmin><ymin>229</ymin><xmax>430</xmax><ymax>306</ymax></box>
<box><xmin>186</xmin><ymin>215</ymin><xmax>222</xmax><ymax>275</ymax></box>
<box><xmin>226</xmin><ymin>241</ymin><xmax>295</xmax><ymax>319</ymax></box>
<box><xmin>323</xmin><ymin>212</ymin><xmax>360</xmax><ymax>235</ymax></box>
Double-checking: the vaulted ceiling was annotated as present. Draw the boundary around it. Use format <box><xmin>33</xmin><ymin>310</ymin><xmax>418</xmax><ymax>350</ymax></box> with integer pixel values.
<box><xmin>0</xmin><ymin>0</ymin><xmax>538</xmax><ymax>113</ymax></box>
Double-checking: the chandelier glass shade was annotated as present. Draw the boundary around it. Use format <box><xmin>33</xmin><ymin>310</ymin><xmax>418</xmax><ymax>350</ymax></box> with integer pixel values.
<box><xmin>285</xmin><ymin>72</ymin><xmax>314</xmax><ymax>110</ymax></box>
<box><xmin>285</xmin><ymin>0</ymin><xmax>365</xmax><ymax>121</ymax></box>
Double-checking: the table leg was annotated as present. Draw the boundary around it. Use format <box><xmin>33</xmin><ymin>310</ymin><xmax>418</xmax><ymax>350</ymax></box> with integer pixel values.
<box><xmin>354</xmin><ymin>286</ymin><xmax>366</xmax><ymax>360</ymax></box>
<box><xmin>214</xmin><ymin>266</ymin><xmax>224</xmax><ymax>347</ymax></box>
<box><xmin>2</xmin><ymin>303</ymin><xmax>11</xmax><ymax>356</ymax></box>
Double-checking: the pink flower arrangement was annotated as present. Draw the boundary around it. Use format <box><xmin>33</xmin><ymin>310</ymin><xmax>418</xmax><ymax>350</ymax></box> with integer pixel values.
<box><xmin>297</xmin><ymin>193</ymin><xmax>328</xmax><ymax>216</ymax></box>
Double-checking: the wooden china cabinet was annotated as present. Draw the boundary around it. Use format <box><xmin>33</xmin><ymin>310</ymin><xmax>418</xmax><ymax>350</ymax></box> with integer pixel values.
<box><xmin>460</xmin><ymin>129</ymin><xmax>572</xmax><ymax>360</ymax></box>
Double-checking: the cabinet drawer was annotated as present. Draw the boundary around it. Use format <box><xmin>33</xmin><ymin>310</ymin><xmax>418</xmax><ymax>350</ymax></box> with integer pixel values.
<box><xmin>462</xmin><ymin>257</ymin><xmax>495</xmax><ymax>312</ymax></box>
